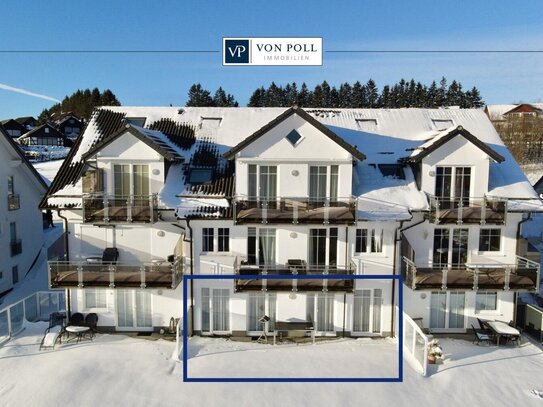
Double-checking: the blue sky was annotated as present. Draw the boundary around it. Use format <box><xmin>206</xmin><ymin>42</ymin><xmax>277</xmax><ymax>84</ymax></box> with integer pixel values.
<box><xmin>1</xmin><ymin>0</ymin><xmax>542</xmax><ymax>118</ymax></box>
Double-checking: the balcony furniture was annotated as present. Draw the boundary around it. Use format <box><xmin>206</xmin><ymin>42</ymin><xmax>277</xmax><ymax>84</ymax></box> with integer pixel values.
<box><xmin>287</xmin><ymin>259</ymin><xmax>307</xmax><ymax>274</ymax></box>
<box><xmin>102</xmin><ymin>248</ymin><xmax>119</xmax><ymax>264</ymax></box>
<box><xmin>486</xmin><ymin>320</ymin><xmax>521</xmax><ymax>346</ymax></box>
<box><xmin>273</xmin><ymin>320</ymin><xmax>316</xmax><ymax>345</ymax></box>
<box><xmin>85</xmin><ymin>257</ymin><xmax>102</xmax><ymax>264</ymax></box>
<box><xmin>65</xmin><ymin>325</ymin><xmax>92</xmax><ymax>343</ymax></box>
<box><xmin>39</xmin><ymin>312</ymin><xmax>67</xmax><ymax>351</ymax></box>
<box><xmin>85</xmin><ymin>313</ymin><xmax>99</xmax><ymax>339</ymax></box>
<box><xmin>471</xmin><ymin>325</ymin><xmax>493</xmax><ymax>346</ymax></box>
<box><xmin>68</xmin><ymin>312</ymin><xmax>85</xmax><ymax>326</ymax></box>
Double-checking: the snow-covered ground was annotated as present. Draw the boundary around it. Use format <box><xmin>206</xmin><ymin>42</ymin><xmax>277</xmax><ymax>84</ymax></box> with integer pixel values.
<box><xmin>2</xmin><ymin>324</ymin><xmax>543</xmax><ymax>406</ymax></box>
<box><xmin>522</xmin><ymin>163</ymin><xmax>543</xmax><ymax>186</ymax></box>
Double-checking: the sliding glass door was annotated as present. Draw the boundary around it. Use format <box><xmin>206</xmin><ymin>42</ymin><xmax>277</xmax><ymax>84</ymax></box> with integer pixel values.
<box><xmin>201</xmin><ymin>288</ymin><xmax>230</xmax><ymax>334</ymax></box>
<box><xmin>247</xmin><ymin>293</ymin><xmax>277</xmax><ymax>333</ymax></box>
<box><xmin>116</xmin><ymin>290</ymin><xmax>152</xmax><ymax>330</ymax></box>
<box><xmin>430</xmin><ymin>291</ymin><xmax>466</xmax><ymax>331</ymax></box>
<box><xmin>352</xmin><ymin>289</ymin><xmax>382</xmax><ymax>334</ymax></box>
<box><xmin>307</xmin><ymin>293</ymin><xmax>335</xmax><ymax>333</ymax></box>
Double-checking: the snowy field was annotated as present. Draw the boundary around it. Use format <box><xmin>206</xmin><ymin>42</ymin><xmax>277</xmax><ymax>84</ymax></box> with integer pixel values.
<box><xmin>2</xmin><ymin>324</ymin><xmax>543</xmax><ymax>406</ymax></box>
<box><xmin>33</xmin><ymin>159</ymin><xmax>65</xmax><ymax>186</ymax></box>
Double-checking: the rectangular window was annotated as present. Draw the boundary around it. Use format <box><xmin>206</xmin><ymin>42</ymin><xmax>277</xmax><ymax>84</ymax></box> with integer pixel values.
<box><xmin>309</xmin><ymin>166</ymin><xmax>327</xmax><ymax>201</ymax></box>
<box><xmin>133</xmin><ymin>165</ymin><xmax>150</xmax><ymax>196</ymax></box>
<box><xmin>202</xmin><ymin>228</ymin><xmax>214</xmax><ymax>252</ymax></box>
<box><xmin>258</xmin><ymin>228</ymin><xmax>276</xmax><ymax>266</ymax></box>
<box><xmin>476</xmin><ymin>292</ymin><xmax>497</xmax><ymax>312</ymax></box>
<box><xmin>355</xmin><ymin>229</ymin><xmax>367</xmax><ymax>253</ymax></box>
<box><xmin>329</xmin><ymin>228</ymin><xmax>338</xmax><ymax>266</ymax></box>
<box><xmin>85</xmin><ymin>289</ymin><xmax>107</xmax><ymax>308</ymax></box>
<box><xmin>433</xmin><ymin>228</ymin><xmax>449</xmax><ymax>267</ymax></box>
<box><xmin>479</xmin><ymin>229</ymin><xmax>501</xmax><ymax>252</ymax></box>
<box><xmin>248</xmin><ymin>165</ymin><xmax>257</xmax><ymax>199</ymax></box>
<box><xmin>10</xmin><ymin>222</ymin><xmax>16</xmax><ymax>243</ymax></box>
<box><xmin>247</xmin><ymin>227</ymin><xmax>257</xmax><ymax>265</ymax></box>
<box><xmin>259</xmin><ymin>166</ymin><xmax>277</xmax><ymax>201</ymax></box>
<box><xmin>8</xmin><ymin>176</ymin><xmax>14</xmax><ymax>195</ymax></box>
<box><xmin>218</xmin><ymin>228</ymin><xmax>230</xmax><ymax>252</ymax></box>
<box><xmin>12</xmin><ymin>266</ymin><xmax>18</xmax><ymax>285</ymax></box>
<box><xmin>114</xmin><ymin>164</ymin><xmax>130</xmax><ymax>197</ymax></box>
<box><xmin>309</xmin><ymin>229</ymin><xmax>327</xmax><ymax>266</ymax></box>
<box><xmin>330</xmin><ymin>165</ymin><xmax>339</xmax><ymax>200</ymax></box>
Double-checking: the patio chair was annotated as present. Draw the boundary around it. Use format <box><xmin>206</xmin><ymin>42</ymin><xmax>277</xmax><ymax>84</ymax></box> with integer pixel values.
<box><xmin>471</xmin><ymin>324</ymin><xmax>493</xmax><ymax>346</ymax></box>
<box><xmin>84</xmin><ymin>313</ymin><xmax>99</xmax><ymax>339</ymax></box>
<box><xmin>102</xmin><ymin>247</ymin><xmax>119</xmax><ymax>264</ymax></box>
<box><xmin>68</xmin><ymin>312</ymin><xmax>85</xmax><ymax>326</ymax></box>
<box><xmin>39</xmin><ymin>312</ymin><xmax>66</xmax><ymax>351</ymax></box>
<box><xmin>477</xmin><ymin>318</ymin><xmax>492</xmax><ymax>332</ymax></box>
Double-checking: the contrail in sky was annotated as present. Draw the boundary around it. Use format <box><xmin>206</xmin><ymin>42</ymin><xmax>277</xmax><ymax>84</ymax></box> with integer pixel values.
<box><xmin>0</xmin><ymin>83</ymin><xmax>60</xmax><ymax>102</ymax></box>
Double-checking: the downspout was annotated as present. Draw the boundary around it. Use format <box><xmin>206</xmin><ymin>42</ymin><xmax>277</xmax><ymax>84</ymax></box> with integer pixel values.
<box><xmin>186</xmin><ymin>219</ymin><xmax>194</xmax><ymax>337</ymax></box>
<box><xmin>390</xmin><ymin>215</ymin><xmax>426</xmax><ymax>337</ymax></box>
<box><xmin>514</xmin><ymin>212</ymin><xmax>533</xmax><ymax>326</ymax></box>
<box><xmin>343</xmin><ymin>226</ymin><xmax>348</xmax><ymax>338</ymax></box>
<box><xmin>56</xmin><ymin>209</ymin><xmax>71</xmax><ymax>317</ymax></box>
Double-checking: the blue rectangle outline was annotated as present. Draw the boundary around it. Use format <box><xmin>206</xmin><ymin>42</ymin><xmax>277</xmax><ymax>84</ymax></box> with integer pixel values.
<box><xmin>182</xmin><ymin>273</ymin><xmax>403</xmax><ymax>382</ymax></box>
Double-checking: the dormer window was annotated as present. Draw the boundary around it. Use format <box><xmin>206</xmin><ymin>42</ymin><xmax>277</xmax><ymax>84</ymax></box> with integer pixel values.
<box><xmin>355</xmin><ymin>119</ymin><xmax>378</xmax><ymax>131</ymax></box>
<box><xmin>431</xmin><ymin>119</ymin><xmax>454</xmax><ymax>130</ymax></box>
<box><xmin>201</xmin><ymin>118</ymin><xmax>222</xmax><ymax>129</ymax></box>
<box><xmin>126</xmin><ymin>117</ymin><xmax>146</xmax><ymax>127</ymax></box>
<box><xmin>189</xmin><ymin>168</ymin><xmax>214</xmax><ymax>185</ymax></box>
<box><xmin>285</xmin><ymin>129</ymin><xmax>302</xmax><ymax>146</ymax></box>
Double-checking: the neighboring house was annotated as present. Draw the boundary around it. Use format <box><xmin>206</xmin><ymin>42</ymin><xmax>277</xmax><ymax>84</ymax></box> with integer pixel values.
<box><xmin>17</xmin><ymin>123</ymin><xmax>72</xmax><ymax>147</ymax></box>
<box><xmin>0</xmin><ymin>127</ymin><xmax>48</xmax><ymax>296</ymax></box>
<box><xmin>15</xmin><ymin>116</ymin><xmax>37</xmax><ymax>130</ymax></box>
<box><xmin>52</xmin><ymin>112</ymin><xmax>84</xmax><ymax>140</ymax></box>
<box><xmin>485</xmin><ymin>103</ymin><xmax>543</xmax><ymax>123</ymax></box>
<box><xmin>0</xmin><ymin>119</ymin><xmax>28</xmax><ymax>139</ymax></box>
<box><xmin>40</xmin><ymin>106</ymin><xmax>542</xmax><ymax>336</ymax></box>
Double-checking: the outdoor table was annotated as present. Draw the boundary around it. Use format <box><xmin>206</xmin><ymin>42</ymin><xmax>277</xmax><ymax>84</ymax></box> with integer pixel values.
<box><xmin>273</xmin><ymin>321</ymin><xmax>316</xmax><ymax>345</ymax></box>
<box><xmin>486</xmin><ymin>321</ymin><xmax>520</xmax><ymax>345</ymax></box>
<box><xmin>65</xmin><ymin>325</ymin><xmax>91</xmax><ymax>343</ymax></box>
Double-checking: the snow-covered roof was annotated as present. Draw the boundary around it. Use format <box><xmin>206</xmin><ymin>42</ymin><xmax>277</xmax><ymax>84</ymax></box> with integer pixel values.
<box><xmin>41</xmin><ymin>106</ymin><xmax>542</xmax><ymax>219</ymax></box>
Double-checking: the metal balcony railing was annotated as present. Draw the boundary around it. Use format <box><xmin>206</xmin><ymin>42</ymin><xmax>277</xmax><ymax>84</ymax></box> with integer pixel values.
<box><xmin>233</xmin><ymin>196</ymin><xmax>357</xmax><ymax>225</ymax></box>
<box><xmin>83</xmin><ymin>194</ymin><xmax>158</xmax><ymax>223</ymax></box>
<box><xmin>427</xmin><ymin>195</ymin><xmax>507</xmax><ymax>225</ymax></box>
<box><xmin>402</xmin><ymin>255</ymin><xmax>539</xmax><ymax>291</ymax></box>
<box><xmin>7</xmin><ymin>194</ymin><xmax>20</xmax><ymax>210</ymax></box>
<box><xmin>234</xmin><ymin>257</ymin><xmax>357</xmax><ymax>292</ymax></box>
<box><xmin>48</xmin><ymin>257</ymin><xmax>183</xmax><ymax>289</ymax></box>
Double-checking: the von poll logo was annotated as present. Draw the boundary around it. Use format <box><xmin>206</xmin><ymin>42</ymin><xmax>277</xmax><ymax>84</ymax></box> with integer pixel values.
<box><xmin>224</xmin><ymin>39</ymin><xmax>250</xmax><ymax>64</ymax></box>
<box><xmin>223</xmin><ymin>37</ymin><xmax>322</xmax><ymax>66</ymax></box>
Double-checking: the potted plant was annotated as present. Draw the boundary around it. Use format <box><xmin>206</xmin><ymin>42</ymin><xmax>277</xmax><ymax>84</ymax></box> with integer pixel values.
<box><xmin>427</xmin><ymin>339</ymin><xmax>443</xmax><ymax>364</ymax></box>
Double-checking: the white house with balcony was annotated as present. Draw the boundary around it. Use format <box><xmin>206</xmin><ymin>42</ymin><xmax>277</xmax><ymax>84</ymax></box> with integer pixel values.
<box><xmin>40</xmin><ymin>106</ymin><xmax>542</xmax><ymax>337</ymax></box>
<box><xmin>0</xmin><ymin>127</ymin><xmax>48</xmax><ymax>297</ymax></box>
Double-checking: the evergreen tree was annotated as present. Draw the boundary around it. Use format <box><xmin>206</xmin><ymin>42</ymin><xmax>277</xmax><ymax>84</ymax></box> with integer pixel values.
<box><xmin>351</xmin><ymin>81</ymin><xmax>367</xmax><ymax>108</ymax></box>
<box><xmin>298</xmin><ymin>83</ymin><xmax>310</xmax><ymax>107</ymax></box>
<box><xmin>212</xmin><ymin>87</ymin><xmax>238</xmax><ymax>107</ymax></box>
<box><xmin>311</xmin><ymin>85</ymin><xmax>325</xmax><ymax>107</ymax></box>
<box><xmin>415</xmin><ymin>82</ymin><xmax>427</xmax><ymax>107</ymax></box>
<box><xmin>366</xmin><ymin>79</ymin><xmax>379</xmax><ymax>107</ymax></box>
<box><xmin>436</xmin><ymin>77</ymin><xmax>447</xmax><ymax>107</ymax></box>
<box><xmin>320</xmin><ymin>81</ymin><xmax>332</xmax><ymax>107</ymax></box>
<box><xmin>329</xmin><ymin>87</ymin><xmax>340</xmax><ymax>108</ymax></box>
<box><xmin>248</xmin><ymin>87</ymin><xmax>266</xmax><ymax>107</ymax></box>
<box><xmin>447</xmin><ymin>80</ymin><xmax>464</xmax><ymax>106</ymax></box>
<box><xmin>338</xmin><ymin>82</ymin><xmax>352</xmax><ymax>108</ymax></box>
<box><xmin>426</xmin><ymin>81</ymin><xmax>438</xmax><ymax>108</ymax></box>
<box><xmin>266</xmin><ymin>82</ymin><xmax>285</xmax><ymax>107</ymax></box>
<box><xmin>379</xmin><ymin>85</ymin><xmax>392</xmax><ymax>108</ymax></box>
<box><xmin>186</xmin><ymin>83</ymin><xmax>214</xmax><ymax>107</ymax></box>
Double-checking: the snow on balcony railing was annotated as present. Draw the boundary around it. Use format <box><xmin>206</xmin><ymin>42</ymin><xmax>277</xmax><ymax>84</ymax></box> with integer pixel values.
<box><xmin>0</xmin><ymin>291</ymin><xmax>66</xmax><ymax>346</ymax></box>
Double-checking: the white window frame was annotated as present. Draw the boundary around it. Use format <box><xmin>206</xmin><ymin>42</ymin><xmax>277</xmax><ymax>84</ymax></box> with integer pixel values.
<box><xmin>246</xmin><ymin>292</ymin><xmax>277</xmax><ymax>335</ymax></box>
<box><xmin>352</xmin><ymin>288</ymin><xmax>383</xmax><ymax>336</ymax></box>
<box><xmin>112</xmin><ymin>163</ymin><xmax>151</xmax><ymax>197</ymax></box>
<box><xmin>201</xmin><ymin>227</ymin><xmax>230</xmax><ymax>254</ymax></box>
<box><xmin>201</xmin><ymin>287</ymin><xmax>231</xmax><ymax>335</ymax></box>
<box><xmin>429</xmin><ymin>291</ymin><xmax>467</xmax><ymax>332</ymax></box>
<box><xmin>475</xmin><ymin>291</ymin><xmax>498</xmax><ymax>314</ymax></box>
<box><xmin>434</xmin><ymin>166</ymin><xmax>473</xmax><ymax>200</ymax></box>
<box><xmin>84</xmin><ymin>288</ymin><xmax>108</xmax><ymax>310</ymax></box>
<box><xmin>478</xmin><ymin>228</ymin><xmax>503</xmax><ymax>255</ymax></box>
<box><xmin>355</xmin><ymin>228</ymin><xmax>384</xmax><ymax>255</ymax></box>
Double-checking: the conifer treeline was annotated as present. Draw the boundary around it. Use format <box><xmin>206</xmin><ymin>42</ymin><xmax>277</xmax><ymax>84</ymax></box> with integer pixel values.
<box><xmin>247</xmin><ymin>78</ymin><xmax>484</xmax><ymax>108</ymax></box>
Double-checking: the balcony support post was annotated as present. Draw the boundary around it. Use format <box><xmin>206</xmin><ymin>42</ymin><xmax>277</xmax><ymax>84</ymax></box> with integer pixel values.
<box><xmin>262</xmin><ymin>200</ymin><xmax>268</xmax><ymax>224</ymax></box>
<box><xmin>292</xmin><ymin>200</ymin><xmax>298</xmax><ymax>224</ymax></box>
<box><xmin>261</xmin><ymin>270</ymin><xmax>267</xmax><ymax>292</ymax></box>
<box><xmin>109</xmin><ymin>265</ymin><xmax>115</xmax><ymax>288</ymax></box>
<box><xmin>77</xmin><ymin>263</ymin><xmax>84</xmax><ymax>288</ymax></box>
<box><xmin>104</xmin><ymin>196</ymin><xmax>109</xmax><ymax>223</ymax></box>
<box><xmin>441</xmin><ymin>268</ymin><xmax>448</xmax><ymax>291</ymax></box>
<box><xmin>504</xmin><ymin>268</ymin><xmax>511</xmax><ymax>291</ymax></box>
<box><xmin>473</xmin><ymin>269</ymin><xmax>479</xmax><ymax>291</ymax></box>
<box><xmin>323</xmin><ymin>199</ymin><xmax>329</xmax><ymax>225</ymax></box>
<box><xmin>323</xmin><ymin>270</ymin><xmax>329</xmax><ymax>293</ymax></box>
<box><xmin>292</xmin><ymin>269</ymin><xmax>298</xmax><ymax>292</ymax></box>
<box><xmin>481</xmin><ymin>197</ymin><xmax>487</xmax><ymax>225</ymax></box>
<box><xmin>457</xmin><ymin>200</ymin><xmax>463</xmax><ymax>225</ymax></box>
<box><xmin>127</xmin><ymin>196</ymin><xmax>133</xmax><ymax>222</ymax></box>
<box><xmin>140</xmin><ymin>265</ymin><xmax>146</xmax><ymax>289</ymax></box>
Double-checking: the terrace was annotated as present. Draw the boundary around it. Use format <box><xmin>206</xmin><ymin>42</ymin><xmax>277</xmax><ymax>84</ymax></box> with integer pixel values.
<box><xmin>402</xmin><ymin>256</ymin><xmax>539</xmax><ymax>291</ymax></box>
<box><xmin>82</xmin><ymin>194</ymin><xmax>159</xmax><ymax>223</ymax></box>
<box><xmin>234</xmin><ymin>259</ymin><xmax>357</xmax><ymax>292</ymax></box>
<box><xmin>233</xmin><ymin>196</ymin><xmax>356</xmax><ymax>225</ymax></box>
<box><xmin>427</xmin><ymin>195</ymin><xmax>507</xmax><ymax>225</ymax></box>
<box><xmin>48</xmin><ymin>257</ymin><xmax>183</xmax><ymax>289</ymax></box>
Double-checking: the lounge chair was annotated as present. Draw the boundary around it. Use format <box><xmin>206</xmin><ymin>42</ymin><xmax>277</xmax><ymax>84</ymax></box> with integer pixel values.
<box><xmin>39</xmin><ymin>312</ymin><xmax>66</xmax><ymax>350</ymax></box>
<box><xmin>472</xmin><ymin>324</ymin><xmax>492</xmax><ymax>346</ymax></box>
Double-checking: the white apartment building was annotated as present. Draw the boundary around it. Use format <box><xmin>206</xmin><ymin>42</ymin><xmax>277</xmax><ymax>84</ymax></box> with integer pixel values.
<box><xmin>42</xmin><ymin>106</ymin><xmax>542</xmax><ymax>336</ymax></box>
<box><xmin>0</xmin><ymin>127</ymin><xmax>48</xmax><ymax>296</ymax></box>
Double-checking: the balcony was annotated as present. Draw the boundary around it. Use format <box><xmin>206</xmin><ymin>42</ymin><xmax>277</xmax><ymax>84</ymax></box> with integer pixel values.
<box><xmin>234</xmin><ymin>259</ymin><xmax>357</xmax><ymax>292</ymax></box>
<box><xmin>402</xmin><ymin>256</ymin><xmax>539</xmax><ymax>291</ymax></box>
<box><xmin>233</xmin><ymin>197</ymin><xmax>356</xmax><ymax>225</ymax></box>
<box><xmin>7</xmin><ymin>194</ymin><xmax>20</xmax><ymax>210</ymax></box>
<box><xmin>10</xmin><ymin>240</ymin><xmax>22</xmax><ymax>257</ymax></box>
<box><xmin>48</xmin><ymin>258</ymin><xmax>183</xmax><ymax>289</ymax></box>
<box><xmin>83</xmin><ymin>194</ymin><xmax>158</xmax><ymax>224</ymax></box>
<box><xmin>427</xmin><ymin>195</ymin><xmax>507</xmax><ymax>225</ymax></box>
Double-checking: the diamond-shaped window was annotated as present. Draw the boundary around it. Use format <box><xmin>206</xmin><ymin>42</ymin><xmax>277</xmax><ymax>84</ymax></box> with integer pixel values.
<box><xmin>286</xmin><ymin>129</ymin><xmax>302</xmax><ymax>146</ymax></box>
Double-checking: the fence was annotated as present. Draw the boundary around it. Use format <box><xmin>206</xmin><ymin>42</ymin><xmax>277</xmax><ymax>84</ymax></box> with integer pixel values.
<box><xmin>0</xmin><ymin>291</ymin><xmax>66</xmax><ymax>345</ymax></box>
<box><xmin>402</xmin><ymin>309</ymin><xmax>429</xmax><ymax>376</ymax></box>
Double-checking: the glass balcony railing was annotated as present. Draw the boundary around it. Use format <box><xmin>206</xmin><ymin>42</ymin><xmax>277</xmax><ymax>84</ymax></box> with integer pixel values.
<box><xmin>233</xmin><ymin>196</ymin><xmax>357</xmax><ymax>225</ymax></box>
<box><xmin>7</xmin><ymin>194</ymin><xmax>20</xmax><ymax>210</ymax></box>
<box><xmin>402</xmin><ymin>256</ymin><xmax>539</xmax><ymax>291</ymax></box>
<box><xmin>427</xmin><ymin>195</ymin><xmax>507</xmax><ymax>225</ymax></box>
<box><xmin>83</xmin><ymin>194</ymin><xmax>158</xmax><ymax>223</ymax></box>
